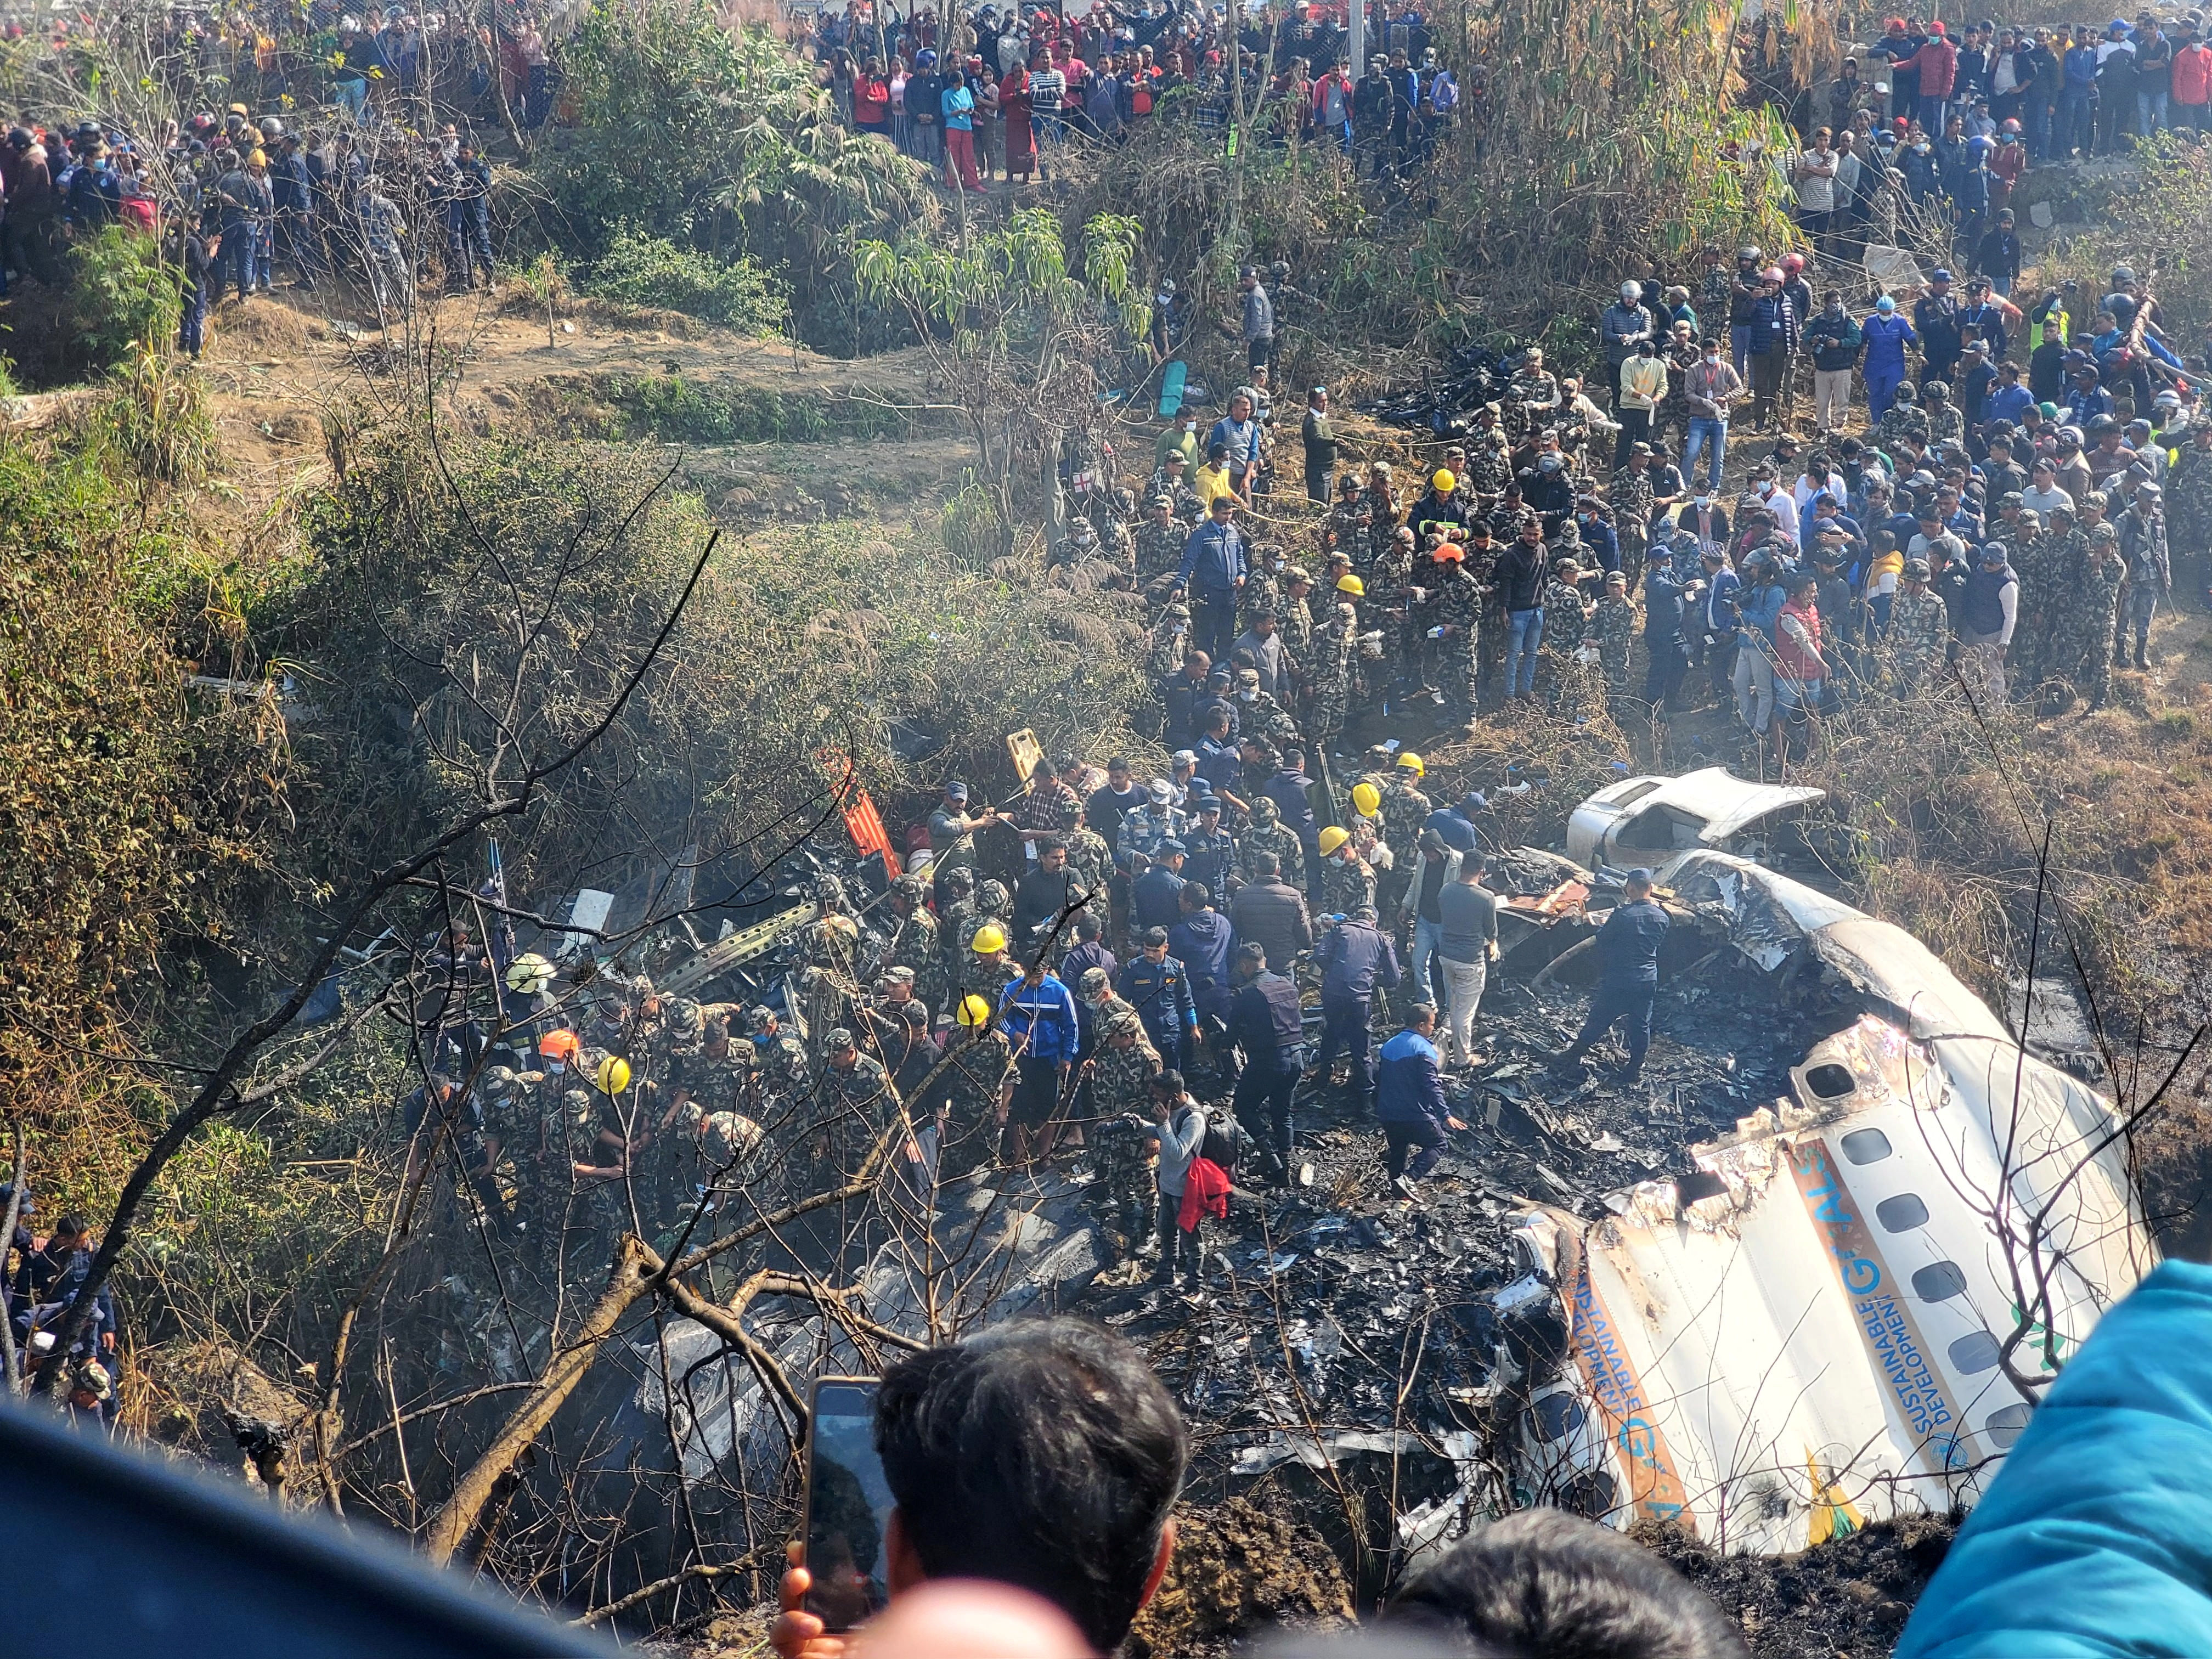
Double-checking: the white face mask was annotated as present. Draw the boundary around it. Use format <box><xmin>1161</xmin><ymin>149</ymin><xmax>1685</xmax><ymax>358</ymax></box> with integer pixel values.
<box><xmin>546</xmin><ymin>1060</ymin><xmax>567</xmax><ymax>1075</ymax></box>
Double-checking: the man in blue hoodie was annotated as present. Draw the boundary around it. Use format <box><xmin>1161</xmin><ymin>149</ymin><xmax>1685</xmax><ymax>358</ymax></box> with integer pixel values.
<box><xmin>1169</xmin><ymin>883</ymin><xmax>1235</xmax><ymax>1082</ymax></box>
<box><xmin>1376</xmin><ymin>1005</ymin><xmax>1463</xmax><ymax>1201</ymax></box>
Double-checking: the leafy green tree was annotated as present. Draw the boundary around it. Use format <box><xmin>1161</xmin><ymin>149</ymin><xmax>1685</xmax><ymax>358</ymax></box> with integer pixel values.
<box><xmin>856</xmin><ymin>211</ymin><xmax>1148</xmax><ymax>531</ymax></box>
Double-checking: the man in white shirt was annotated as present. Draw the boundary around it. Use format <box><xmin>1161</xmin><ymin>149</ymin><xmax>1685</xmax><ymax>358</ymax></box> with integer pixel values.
<box><xmin>1747</xmin><ymin>467</ymin><xmax>1801</xmax><ymax>547</ymax></box>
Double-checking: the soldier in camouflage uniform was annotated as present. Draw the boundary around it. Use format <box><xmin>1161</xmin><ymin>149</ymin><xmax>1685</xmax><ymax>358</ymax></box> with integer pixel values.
<box><xmin>1242</xmin><ymin>543</ymin><xmax>1287</xmax><ymax>633</ymax></box>
<box><xmin>1325</xmin><ymin>472</ymin><xmax>1369</xmax><ymax>562</ymax></box>
<box><xmin>1317</xmin><ymin>832</ymin><xmax>1377</xmax><ymax>918</ymax></box>
<box><xmin>1146</xmin><ymin>603</ymin><xmax>1193</xmax><ymax>680</ymax></box>
<box><xmin>958</xmin><ymin>890</ymin><xmax>1020</xmax><ymax>1007</ymax></box>
<box><xmin>1241</xmin><ymin>794</ymin><xmax>1307</xmax><ymax>890</ymax></box>
<box><xmin>1059</xmin><ymin>799</ymin><xmax>1113</xmax><ymax>915</ymax></box>
<box><xmin>2064</xmin><ymin>527</ymin><xmax>2126</xmax><ymax>708</ymax></box>
<box><xmin>1136</xmin><ymin>496</ymin><xmax>1187</xmax><ymax>581</ymax></box>
<box><xmin>1594</xmin><ymin>572</ymin><xmax>1637</xmax><ymax>693</ymax></box>
<box><xmin>1232</xmin><ymin>665</ymin><xmax>1300</xmax><ymax>748</ymax></box>
<box><xmin>2168</xmin><ymin>424</ymin><xmax>2212</xmax><ymax>599</ymax></box>
<box><xmin>1278</xmin><ymin>567</ymin><xmax>1317</xmax><ymax>660</ymax></box>
<box><xmin>1462</xmin><ymin>408</ymin><xmax>1514</xmax><ymax>501</ymax></box>
<box><xmin>1362</xmin><ymin>463</ymin><xmax>1403</xmax><ymax>567</ymax></box>
<box><xmin>1609</xmin><ymin>446</ymin><xmax>1657</xmax><ymax>583</ymax></box>
<box><xmin>1426</xmin><ymin>543</ymin><xmax>1483</xmax><ymax>728</ymax></box>
<box><xmin>1921</xmin><ymin>382</ymin><xmax>1964</xmax><ymax>449</ymax></box>
<box><xmin>1543</xmin><ymin>557</ymin><xmax>1594</xmax><ymax>646</ymax></box>
<box><xmin>2006</xmin><ymin>511</ymin><xmax>2059</xmax><ymax>690</ymax></box>
<box><xmin>1082</xmin><ymin>1007</ymin><xmax>1163</xmax><ymax>1263</ymax></box>
<box><xmin>1377</xmin><ymin>759</ymin><xmax>1432</xmax><ymax>878</ymax></box>
<box><xmin>883</xmin><ymin>875</ymin><xmax>946</xmax><ymax>1019</ymax></box>
<box><xmin>1883</xmin><ymin>558</ymin><xmax>1950</xmax><ymax>692</ymax></box>
<box><xmin>1504</xmin><ymin>348</ymin><xmax>1562</xmax><ymax>440</ymax></box>
<box><xmin>809</xmin><ymin>1029</ymin><xmax>898</xmax><ymax>1263</ymax></box>
<box><xmin>1876</xmin><ymin>381</ymin><xmax>1930</xmax><ymax>454</ymax></box>
<box><xmin>935</xmin><ymin>866</ymin><xmax>978</xmax><ymax>1005</ymax></box>
<box><xmin>1304</xmin><ymin>602</ymin><xmax>1357</xmax><ymax>754</ymax></box>
<box><xmin>935</xmin><ymin>1001</ymin><xmax>1013</xmax><ymax>1177</ymax></box>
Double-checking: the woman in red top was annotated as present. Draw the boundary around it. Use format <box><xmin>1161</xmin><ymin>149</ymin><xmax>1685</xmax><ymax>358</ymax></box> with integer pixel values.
<box><xmin>854</xmin><ymin>55</ymin><xmax>893</xmax><ymax>138</ymax></box>
<box><xmin>1001</xmin><ymin>59</ymin><xmax>1036</xmax><ymax>183</ymax></box>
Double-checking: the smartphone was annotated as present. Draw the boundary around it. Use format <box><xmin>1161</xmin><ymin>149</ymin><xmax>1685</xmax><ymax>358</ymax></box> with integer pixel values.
<box><xmin>802</xmin><ymin>1376</ymin><xmax>894</xmax><ymax>1633</ymax></box>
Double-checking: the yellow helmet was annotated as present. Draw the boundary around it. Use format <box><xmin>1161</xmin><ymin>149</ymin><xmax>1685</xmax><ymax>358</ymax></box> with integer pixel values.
<box><xmin>1396</xmin><ymin>752</ymin><xmax>1424</xmax><ymax>776</ymax></box>
<box><xmin>595</xmin><ymin>1054</ymin><xmax>631</xmax><ymax>1096</ymax></box>
<box><xmin>1336</xmin><ymin>574</ymin><xmax>1366</xmax><ymax>597</ymax></box>
<box><xmin>971</xmin><ymin>923</ymin><xmax>1007</xmax><ymax>956</ymax></box>
<box><xmin>1431</xmin><ymin>469</ymin><xmax>1457</xmax><ymax>492</ymax></box>
<box><xmin>1318</xmin><ymin>825</ymin><xmax>1352</xmax><ymax>857</ymax></box>
<box><xmin>1351</xmin><ymin>782</ymin><xmax>1381</xmax><ymax>817</ymax></box>
<box><xmin>957</xmin><ymin>994</ymin><xmax>993</xmax><ymax>1027</ymax></box>
<box><xmin>504</xmin><ymin>951</ymin><xmax>555</xmax><ymax>996</ymax></box>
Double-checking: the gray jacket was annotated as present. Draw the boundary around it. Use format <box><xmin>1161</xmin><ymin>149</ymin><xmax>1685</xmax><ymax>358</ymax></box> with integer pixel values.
<box><xmin>1143</xmin><ymin>1099</ymin><xmax>1207</xmax><ymax>1195</ymax></box>
<box><xmin>1243</xmin><ymin>284</ymin><xmax>1276</xmax><ymax>343</ymax></box>
<box><xmin>1600</xmin><ymin>302</ymin><xmax>1655</xmax><ymax>365</ymax></box>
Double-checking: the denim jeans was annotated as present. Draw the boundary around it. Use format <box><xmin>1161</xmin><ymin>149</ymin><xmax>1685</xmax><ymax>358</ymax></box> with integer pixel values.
<box><xmin>2138</xmin><ymin>87</ymin><xmax>2169</xmax><ymax>134</ymax></box>
<box><xmin>1410</xmin><ymin>917</ymin><xmax>1445</xmax><ymax>1007</ymax></box>
<box><xmin>335</xmin><ymin>76</ymin><xmax>369</xmax><ymax>123</ymax></box>
<box><xmin>179</xmin><ymin>279</ymin><xmax>207</xmax><ymax>354</ymax></box>
<box><xmin>2028</xmin><ymin>100</ymin><xmax>2054</xmax><ymax>159</ymax></box>
<box><xmin>1683</xmin><ymin>416</ymin><xmax>1728</xmax><ymax>490</ymax></box>
<box><xmin>1729</xmin><ymin>322</ymin><xmax>1753</xmax><ymax>380</ymax></box>
<box><xmin>1506</xmin><ymin>607</ymin><xmax>1544</xmax><ymax>697</ymax></box>
<box><xmin>2058</xmin><ymin>86</ymin><xmax>2094</xmax><ymax>152</ymax></box>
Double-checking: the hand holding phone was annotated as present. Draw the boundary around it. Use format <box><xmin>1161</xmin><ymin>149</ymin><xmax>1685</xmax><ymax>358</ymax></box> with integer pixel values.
<box><xmin>800</xmin><ymin>1378</ymin><xmax>895</xmax><ymax>1634</ymax></box>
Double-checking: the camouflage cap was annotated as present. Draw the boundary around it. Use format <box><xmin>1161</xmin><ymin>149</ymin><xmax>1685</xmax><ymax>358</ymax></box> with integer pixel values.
<box><xmin>1102</xmin><ymin>1008</ymin><xmax>1145</xmax><ymax>1038</ymax></box>
<box><xmin>1251</xmin><ymin>796</ymin><xmax>1279</xmax><ymax>823</ymax></box>
<box><xmin>891</xmin><ymin>873</ymin><xmax>926</xmax><ymax>899</ymax></box>
<box><xmin>1078</xmin><ymin>966</ymin><xmax>1111</xmax><ymax>995</ymax></box>
<box><xmin>883</xmin><ymin>965</ymin><xmax>916</xmax><ymax>985</ymax></box>
<box><xmin>826</xmin><ymin>1027</ymin><xmax>856</xmax><ymax>1052</ymax></box>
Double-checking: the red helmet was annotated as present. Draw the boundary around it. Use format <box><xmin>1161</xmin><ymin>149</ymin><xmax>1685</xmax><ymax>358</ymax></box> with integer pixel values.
<box><xmin>1781</xmin><ymin>252</ymin><xmax>1806</xmax><ymax>272</ymax></box>
<box><xmin>1760</xmin><ymin>266</ymin><xmax>1785</xmax><ymax>284</ymax></box>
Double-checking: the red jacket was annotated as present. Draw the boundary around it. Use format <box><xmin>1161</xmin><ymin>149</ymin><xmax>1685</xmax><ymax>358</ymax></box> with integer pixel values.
<box><xmin>2175</xmin><ymin>42</ymin><xmax>2212</xmax><ymax>104</ymax></box>
<box><xmin>1903</xmin><ymin>36</ymin><xmax>1959</xmax><ymax>97</ymax></box>
<box><xmin>1177</xmin><ymin>1157</ymin><xmax>1231</xmax><ymax>1231</ymax></box>
<box><xmin>1775</xmin><ymin>598</ymin><xmax>1826</xmax><ymax>682</ymax></box>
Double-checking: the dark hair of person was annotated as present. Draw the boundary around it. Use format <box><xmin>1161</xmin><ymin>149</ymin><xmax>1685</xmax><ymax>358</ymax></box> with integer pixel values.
<box><xmin>1384</xmin><ymin>1510</ymin><xmax>1751</xmax><ymax>1659</ymax></box>
<box><xmin>873</xmin><ymin>1317</ymin><xmax>1189</xmax><ymax>1652</ymax></box>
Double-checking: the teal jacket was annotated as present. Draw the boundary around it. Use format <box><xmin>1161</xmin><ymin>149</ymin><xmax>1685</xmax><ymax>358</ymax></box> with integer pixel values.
<box><xmin>1897</xmin><ymin>1259</ymin><xmax>2210</xmax><ymax>1658</ymax></box>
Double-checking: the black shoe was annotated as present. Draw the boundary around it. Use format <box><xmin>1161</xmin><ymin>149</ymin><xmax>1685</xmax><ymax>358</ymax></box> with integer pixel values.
<box><xmin>2135</xmin><ymin>644</ymin><xmax>2150</xmax><ymax>670</ymax></box>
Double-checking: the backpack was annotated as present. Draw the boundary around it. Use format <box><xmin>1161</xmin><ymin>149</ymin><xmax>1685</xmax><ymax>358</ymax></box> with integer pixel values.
<box><xmin>1199</xmin><ymin>1111</ymin><xmax>1252</xmax><ymax>1176</ymax></box>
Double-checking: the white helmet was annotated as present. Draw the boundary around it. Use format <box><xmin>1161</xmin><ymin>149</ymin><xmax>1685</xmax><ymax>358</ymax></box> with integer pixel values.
<box><xmin>1620</xmin><ymin>281</ymin><xmax>1639</xmax><ymax>302</ymax></box>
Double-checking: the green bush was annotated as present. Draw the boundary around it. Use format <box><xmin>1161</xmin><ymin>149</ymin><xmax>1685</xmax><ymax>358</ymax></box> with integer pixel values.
<box><xmin>64</xmin><ymin>227</ymin><xmax>183</xmax><ymax>374</ymax></box>
<box><xmin>581</xmin><ymin>228</ymin><xmax>786</xmax><ymax>333</ymax></box>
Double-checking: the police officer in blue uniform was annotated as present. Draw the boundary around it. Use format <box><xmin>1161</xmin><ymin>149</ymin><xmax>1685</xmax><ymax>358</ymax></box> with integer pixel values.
<box><xmin>1551</xmin><ymin>868</ymin><xmax>1670</xmax><ymax>1082</ymax></box>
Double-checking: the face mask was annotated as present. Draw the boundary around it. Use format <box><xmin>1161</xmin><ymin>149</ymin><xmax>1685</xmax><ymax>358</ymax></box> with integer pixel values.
<box><xmin>546</xmin><ymin>1060</ymin><xmax>566</xmax><ymax>1075</ymax></box>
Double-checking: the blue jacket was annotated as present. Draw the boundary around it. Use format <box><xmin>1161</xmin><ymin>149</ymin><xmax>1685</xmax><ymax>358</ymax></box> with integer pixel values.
<box><xmin>1376</xmin><ymin>1029</ymin><xmax>1449</xmax><ymax>1125</ymax></box>
<box><xmin>1118</xmin><ymin>953</ymin><xmax>1198</xmax><ymax>1042</ymax></box>
<box><xmin>1060</xmin><ymin>939</ymin><xmax>1117</xmax><ymax>1048</ymax></box>
<box><xmin>1897</xmin><ymin>1260</ymin><xmax>2212</xmax><ymax>1659</ymax></box>
<box><xmin>1739</xmin><ymin>580</ymin><xmax>1786</xmax><ymax>647</ymax></box>
<box><xmin>1643</xmin><ymin>565</ymin><xmax>1686</xmax><ymax>639</ymax></box>
<box><xmin>2063</xmin><ymin>41</ymin><xmax>2098</xmax><ymax>84</ymax></box>
<box><xmin>996</xmin><ymin>973</ymin><xmax>1080</xmax><ymax>1064</ymax></box>
<box><xmin>1132</xmin><ymin>864</ymin><xmax>1188</xmax><ymax>933</ymax></box>
<box><xmin>1862</xmin><ymin>313</ymin><xmax>1918</xmax><ymax>377</ymax></box>
<box><xmin>1265</xmin><ymin>769</ymin><xmax>1318</xmax><ymax>839</ymax></box>
<box><xmin>1169</xmin><ymin>909</ymin><xmax>1234</xmax><ymax>1017</ymax></box>
<box><xmin>1575</xmin><ymin>516</ymin><xmax>1620</xmax><ymax>573</ymax></box>
<box><xmin>1178</xmin><ymin>519</ymin><xmax>1248</xmax><ymax>597</ymax></box>
<box><xmin>1593</xmin><ymin>898</ymin><xmax>1668</xmax><ymax>986</ymax></box>
<box><xmin>1317</xmin><ymin>920</ymin><xmax>1402</xmax><ymax>1001</ymax></box>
